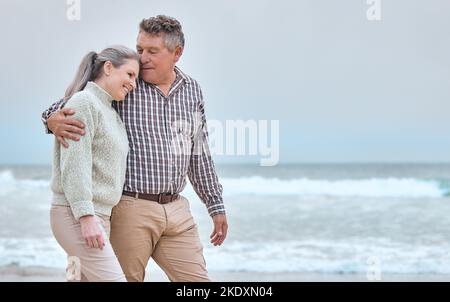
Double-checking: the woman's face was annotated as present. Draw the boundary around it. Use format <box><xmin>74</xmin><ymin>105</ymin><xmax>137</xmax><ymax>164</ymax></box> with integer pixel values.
<box><xmin>103</xmin><ymin>59</ymin><xmax>140</xmax><ymax>101</ymax></box>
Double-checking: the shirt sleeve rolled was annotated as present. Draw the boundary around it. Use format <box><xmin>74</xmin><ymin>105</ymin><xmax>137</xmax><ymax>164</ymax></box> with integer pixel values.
<box><xmin>41</xmin><ymin>98</ymin><xmax>67</xmax><ymax>134</ymax></box>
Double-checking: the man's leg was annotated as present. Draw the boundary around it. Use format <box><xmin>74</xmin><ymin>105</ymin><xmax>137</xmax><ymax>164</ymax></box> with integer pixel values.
<box><xmin>152</xmin><ymin>196</ymin><xmax>210</xmax><ymax>282</ymax></box>
<box><xmin>109</xmin><ymin>195</ymin><xmax>164</xmax><ymax>282</ymax></box>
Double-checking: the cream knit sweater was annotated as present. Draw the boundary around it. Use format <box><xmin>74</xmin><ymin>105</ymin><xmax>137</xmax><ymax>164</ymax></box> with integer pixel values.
<box><xmin>51</xmin><ymin>82</ymin><xmax>129</xmax><ymax>220</ymax></box>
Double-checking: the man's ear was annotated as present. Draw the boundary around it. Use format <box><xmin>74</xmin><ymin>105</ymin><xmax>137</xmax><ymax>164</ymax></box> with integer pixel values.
<box><xmin>103</xmin><ymin>61</ymin><xmax>113</xmax><ymax>76</ymax></box>
<box><xmin>173</xmin><ymin>47</ymin><xmax>183</xmax><ymax>63</ymax></box>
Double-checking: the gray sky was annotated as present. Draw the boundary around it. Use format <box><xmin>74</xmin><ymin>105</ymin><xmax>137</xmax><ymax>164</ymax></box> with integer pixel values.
<box><xmin>1</xmin><ymin>0</ymin><xmax>450</xmax><ymax>165</ymax></box>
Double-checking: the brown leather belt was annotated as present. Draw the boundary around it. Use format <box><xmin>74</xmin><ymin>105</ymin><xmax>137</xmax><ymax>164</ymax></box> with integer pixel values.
<box><xmin>123</xmin><ymin>191</ymin><xmax>179</xmax><ymax>204</ymax></box>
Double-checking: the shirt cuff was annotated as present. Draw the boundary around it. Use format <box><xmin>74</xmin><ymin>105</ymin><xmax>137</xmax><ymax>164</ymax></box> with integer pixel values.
<box><xmin>41</xmin><ymin>118</ymin><xmax>52</xmax><ymax>134</ymax></box>
<box><xmin>207</xmin><ymin>202</ymin><xmax>226</xmax><ymax>218</ymax></box>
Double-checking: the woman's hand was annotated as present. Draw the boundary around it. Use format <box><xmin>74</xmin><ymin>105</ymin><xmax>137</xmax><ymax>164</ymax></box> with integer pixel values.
<box><xmin>79</xmin><ymin>215</ymin><xmax>105</xmax><ymax>250</ymax></box>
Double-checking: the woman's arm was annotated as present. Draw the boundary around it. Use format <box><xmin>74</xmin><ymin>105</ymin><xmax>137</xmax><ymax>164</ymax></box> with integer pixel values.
<box><xmin>59</xmin><ymin>97</ymin><xmax>104</xmax><ymax>249</ymax></box>
<box><xmin>59</xmin><ymin>97</ymin><xmax>96</xmax><ymax>220</ymax></box>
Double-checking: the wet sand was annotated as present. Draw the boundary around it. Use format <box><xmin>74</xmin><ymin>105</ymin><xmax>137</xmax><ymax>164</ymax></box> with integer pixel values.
<box><xmin>1</xmin><ymin>265</ymin><xmax>449</xmax><ymax>282</ymax></box>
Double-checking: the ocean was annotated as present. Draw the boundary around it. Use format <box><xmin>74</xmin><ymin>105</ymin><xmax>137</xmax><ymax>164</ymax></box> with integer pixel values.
<box><xmin>1</xmin><ymin>163</ymin><xmax>450</xmax><ymax>275</ymax></box>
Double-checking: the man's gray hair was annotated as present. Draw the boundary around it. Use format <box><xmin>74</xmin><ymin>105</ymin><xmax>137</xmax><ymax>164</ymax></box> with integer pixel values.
<box><xmin>139</xmin><ymin>15</ymin><xmax>185</xmax><ymax>51</ymax></box>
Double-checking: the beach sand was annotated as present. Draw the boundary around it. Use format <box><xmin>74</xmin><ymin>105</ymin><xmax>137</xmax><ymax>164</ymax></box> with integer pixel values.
<box><xmin>1</xmin><ymin>265</ymin><xmax>450</xmax><ymax>282</ymax></box>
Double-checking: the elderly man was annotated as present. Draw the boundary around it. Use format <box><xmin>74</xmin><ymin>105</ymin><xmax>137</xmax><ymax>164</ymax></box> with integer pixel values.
<box><xmin>42</xmin><ymin>15</ymin><xmax>228</xmax><ymax>282</ymax></box>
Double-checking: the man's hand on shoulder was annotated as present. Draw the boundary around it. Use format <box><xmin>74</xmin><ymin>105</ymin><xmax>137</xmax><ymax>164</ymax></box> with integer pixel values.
<box><xmin>48</xmin><ymin>107</ymin><xmax>86</xmax><ymax>148</ymax></box>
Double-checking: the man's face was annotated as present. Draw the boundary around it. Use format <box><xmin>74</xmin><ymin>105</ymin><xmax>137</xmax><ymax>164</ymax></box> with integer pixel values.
<box><xmin>136</xmin><ymin>32</ymin><xmax>182</xmax><ymax>85</ymax></box>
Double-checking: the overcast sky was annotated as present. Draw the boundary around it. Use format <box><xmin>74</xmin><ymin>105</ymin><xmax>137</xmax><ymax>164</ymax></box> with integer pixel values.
<box><xmin>1</xmin><ymin>0</ymin><xmax>450</xmax><ymax>165</ymax></box>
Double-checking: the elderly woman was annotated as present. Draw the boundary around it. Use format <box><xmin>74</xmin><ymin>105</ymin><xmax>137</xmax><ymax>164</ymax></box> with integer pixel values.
<box><xmin>50</xmin><ymin>46</ymin><xmax>139</xmax><ymax>281</ymax></box>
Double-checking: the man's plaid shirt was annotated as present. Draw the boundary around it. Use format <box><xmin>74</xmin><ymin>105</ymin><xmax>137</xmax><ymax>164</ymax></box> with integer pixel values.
<box><xmin>42</xmin><ymin>67</ymin><xmax>225</xmax><ymax>217</ymax></box>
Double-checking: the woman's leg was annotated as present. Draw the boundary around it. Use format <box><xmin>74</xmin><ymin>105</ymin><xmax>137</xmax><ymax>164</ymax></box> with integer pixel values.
<box><xmin>50</xmin><ymin>205</ymin><xmax>126</xmax><ymax>282</ymax></box>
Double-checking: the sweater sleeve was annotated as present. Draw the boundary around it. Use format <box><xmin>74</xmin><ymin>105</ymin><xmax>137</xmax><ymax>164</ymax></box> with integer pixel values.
<box><xmin>60</xmin><ymin>97</ymin><xmax>97</xmax><ymax>221</ymax></box>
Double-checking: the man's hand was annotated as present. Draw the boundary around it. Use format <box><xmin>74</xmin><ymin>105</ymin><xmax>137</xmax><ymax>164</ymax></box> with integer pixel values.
<box><xmin>210</xmin><ymin>213</ymin><xmax>228</xmax><ymax>246</ymax></box>
<box><xmin>48</xmin><ymin>108</ymin><xmax>85</xmax><ymax>148</ymax></box>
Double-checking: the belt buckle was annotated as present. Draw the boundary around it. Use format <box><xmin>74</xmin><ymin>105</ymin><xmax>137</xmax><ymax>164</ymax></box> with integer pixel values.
<box><xmin>157</xmin><ymin>193</ymin><xmax>175</xmax><ymax>204</ymax></box>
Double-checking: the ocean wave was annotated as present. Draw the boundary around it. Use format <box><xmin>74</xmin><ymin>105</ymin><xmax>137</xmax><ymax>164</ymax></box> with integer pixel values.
<box><xmin>439</xmin><ymin>179</ymin><xmax>450</xmax><ymax>197</ymax></box>
<box><xmin>1</xmin><ymin>170</ymin><xmax>449</xmax><ymax>198</ymax></box>
<box><xmin>204</xmin><ymin>239</ymin><xmax>450</xmax><ymax>274</ymax></box>
<box><xmin>221</xmin><ymin>176</ymin><xmax>449</xmax><ymax>198</ymax></box>
<box><xmin>0</xmin><ymin>238</ymin><xmax>65</xmax><ymax>268</ymax></box>
<box><xmin>2</xmin><ymin>237</ymin><xmax>450</xmax><ymax>274</ymax></box>
<box><xmin>0</xmin><ymin>170</ymin><xmax>50</xmax><ymax>196</ymax></box>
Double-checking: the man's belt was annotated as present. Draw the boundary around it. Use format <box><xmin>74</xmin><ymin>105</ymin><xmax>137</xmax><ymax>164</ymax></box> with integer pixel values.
<box><xmin>123</xmin><ymin>191</ymin><xmax>179</xmax><ymax>204</ymax></box>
